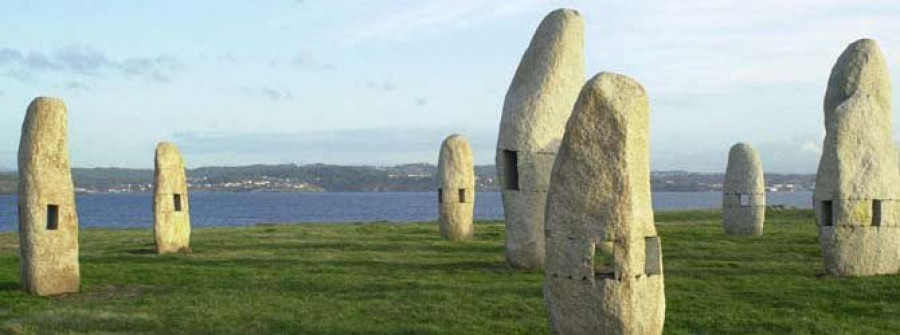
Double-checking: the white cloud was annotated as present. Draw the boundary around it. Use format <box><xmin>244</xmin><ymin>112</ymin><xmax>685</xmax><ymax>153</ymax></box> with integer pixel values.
<box><xmin>348</xmin><ymin>0</ymin><xmax>556</xmax><ymax>43</ymax></box>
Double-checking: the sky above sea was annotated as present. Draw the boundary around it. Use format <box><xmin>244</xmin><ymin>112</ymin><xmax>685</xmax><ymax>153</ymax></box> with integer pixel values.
<box><xmin>1</xmin><ymin>0</ymin><xmax>898</xmax><ymax>172</ymax></box>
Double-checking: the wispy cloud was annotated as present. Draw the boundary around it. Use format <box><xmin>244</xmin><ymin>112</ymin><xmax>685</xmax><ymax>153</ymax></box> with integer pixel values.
<box><xmin>349</xmin><ymin>0</ymin><xmax>556</xmax><ymax>43</ymax></box>
<box><xmin>293</xmin><ymin>52</ymin><xmax>335</xmax><ymax>71</ymax></box>
<box><xmin>0</xmin><ymin>45</ymin><xmax>183</xmax><ymax>82</ymax></box>
<box><xmin>60</xmin><ymin>81</ymin><xmax>90</xmax><ymax>91</ymax></box>
<box><xmin>243</xmin><ymin>86</ymin><xmax>294</xmax><ymax>101</ymax></box>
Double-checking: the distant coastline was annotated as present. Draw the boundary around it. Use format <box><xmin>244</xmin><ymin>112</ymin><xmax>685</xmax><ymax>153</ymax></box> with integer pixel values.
<box><xmin>0</xmin><ymin>164</ymin><xmax>815</xmax><ymax>195</ymax></box>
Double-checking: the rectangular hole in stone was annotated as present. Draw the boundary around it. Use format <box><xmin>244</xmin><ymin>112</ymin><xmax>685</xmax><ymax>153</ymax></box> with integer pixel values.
<box><xmin>458</xmin><ymin>188</ymin><xmax>466</xmax><ymax>203</ymax></box>
<box><xmin>593</xmin><ymin>241</ymin><xmax>615</xmax><ymax>279</ymax></box>
<box><xmin>740</xmin><ymin>194</ymin><xmax>750</xmax><ymax>207</ymax></box>
<box><xmin>502</xmin><ymin>150</ymin><xmax>519</xmax><ymax>191</ymax></box>
<box><xmin>437</xmin><ymin>188</ymin><xmax>443</xmax><ymax>204</ymax></box>
<box><xmin>173</xmin><ymin>194</ymin><xmax>183</xmax><ymax>212</ymax></box>
<box><xmin>872</xmin><ymin>200</ymin><xmax>882</xmax><ymax>226</ymax></box>
<box><xmin>645</xmin><ymin>236</ymin><xmax>662</xmax><ymax>275</ymax></box>
<box><xmin>821</xmin><ymin>200</ymin><xmax>833</xmax><ymax>226</ymax></box>
<box><xmin>46</xmin><ymin>204</ymin><xmax>59</xmax><ymax>230</ymax></box>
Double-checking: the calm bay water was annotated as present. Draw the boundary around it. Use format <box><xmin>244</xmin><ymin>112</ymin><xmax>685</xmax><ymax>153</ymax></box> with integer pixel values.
<box><xmin>0</xmin><ymin>191</ymin><xmax>812</xmax><ymax>231</ymax></box>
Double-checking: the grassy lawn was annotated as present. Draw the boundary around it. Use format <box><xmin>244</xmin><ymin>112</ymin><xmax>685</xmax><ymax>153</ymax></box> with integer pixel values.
<box><xmin>0</xmin><ymin>210</ymin><xmax>898</xmax><ymax>334</ymax></box>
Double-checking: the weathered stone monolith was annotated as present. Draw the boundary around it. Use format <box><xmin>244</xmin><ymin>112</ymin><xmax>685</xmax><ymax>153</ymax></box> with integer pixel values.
<box><xmin>496</xmin><ymin>8</ymin><xmax>584</xmax><ymax>270</ymax></box>
<box><xmin>722</xmin><ymin>143</ymin><xmax>765</xmax><ymax>235</ymax></box>
<box><xmin>437</xmin><ymin>134</ymin><xmax>475</xmax><ymax>241</ymax></box>
<box><xmin>154</xmin><ymin>142</ymin><xmax>191</xmax><ymax>254</ymax></box>
<box><xmin>814</xmin><ymin>38</ymin><xmax>900</xmax><ymax>276</ymax></box>
<box><xmin>545</xmin><ymin>73</ymin><xmax>664</xmax><ymax>334</ymax></box>
<box><xmin>18</xmin><ymin>97</ymin><xmax>80</xmax><ymax>296</ymax></box>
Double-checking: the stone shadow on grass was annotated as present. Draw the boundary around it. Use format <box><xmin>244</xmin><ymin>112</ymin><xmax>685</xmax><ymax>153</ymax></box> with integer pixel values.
<box><xmin>126</xmin><ymin>248</ymin><xmax>157</xmax><ymax>255</ymax></box>
<box><xmin>0</xmin><ymin>281</ymin><xmax>19</xmax><ymax>291</ymax></box>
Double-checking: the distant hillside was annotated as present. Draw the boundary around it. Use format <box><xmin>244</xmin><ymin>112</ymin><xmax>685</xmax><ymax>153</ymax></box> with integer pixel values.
<box><xmin>0</xmin><ymin>165</ymin><xmax>814</xmax><ymax>194</ymax></box>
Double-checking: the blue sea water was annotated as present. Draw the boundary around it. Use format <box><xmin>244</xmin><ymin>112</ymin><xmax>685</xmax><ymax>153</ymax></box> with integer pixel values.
<box><xmin>0</xmin><ymin>191</ymin><xmax>812</xmax><ymax>231</ymax></box>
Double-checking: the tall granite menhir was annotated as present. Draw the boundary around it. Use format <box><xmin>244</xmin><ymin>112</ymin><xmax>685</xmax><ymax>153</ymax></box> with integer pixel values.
<box><xmin>545</xmin><ymin>73</ymin><xmax>664</xmax><ymax>334</ymax></box>
<box><xmin>437</xmin><ymin>134</ymin><xmax>475</xmax><ymax>241</ymax></box>
<box><xmin>154</xmin><ymin>142</ymin><xmax>192</xmax><ymax>254</ymax></box>
<box><xmin>496</xmin><ymin>8</ymin><xmax>584</xmax><ymax>270</ymax></box>
<box><xmin>18</xmin><ymin>97</ymin><xmax>80</xmax><ymax>296</ymax></box>
<box><xmin>722</xmin><ymin>143</ymin><xmax>765</xmax><ymax>235</ymax></box>
<box><xmin>814</xmin><ymin>38</ymin><xmax>900</xmax><ymax>276</ymax></box>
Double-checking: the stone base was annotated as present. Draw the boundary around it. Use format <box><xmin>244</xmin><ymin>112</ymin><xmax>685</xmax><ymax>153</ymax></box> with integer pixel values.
<box><xmin>502</xmin><ymin>190</ymin><xmax>546</xmax><ymax>270</ymax></box>
<box><xmin>545</xmin><ymin>275</ymin><xmax>665</xmax><ymax>334</ymax></box>
<box><xmin>723</xmin><ymin>205</ymin><xmax>765</xmax><ymax>236</ymax></box>
<box><xmin>820</xmin><ymin>226</ymin><xmax>900</xmax><ymax>276</ymax></box>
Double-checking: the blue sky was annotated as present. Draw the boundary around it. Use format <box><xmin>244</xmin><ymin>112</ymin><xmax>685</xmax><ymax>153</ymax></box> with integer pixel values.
<box><xmin>0</xmin><ymin>0</ymin><xmax>898</xmax><ymax>172</ymax></box>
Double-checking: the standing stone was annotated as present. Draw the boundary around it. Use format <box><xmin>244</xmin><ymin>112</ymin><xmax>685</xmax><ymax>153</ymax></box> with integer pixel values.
<box><xmin>722</xmin><ymin>143</ymin><xmax>765</xmax><ymax>235</ymax></box>
<box><xmin>496</xmin><ymin>8</ymin><xmax>584</xmax><ymax>270</ymax></box>
<box><xmin>154</xmin><ymin>142</ymin><xmax>191</xmax><ymax>254</ymax></box>
<box><xmin>18</xmin><ymin>97</ymin><xmax>80</xmax><ymax>296</ymax></box>
<box><xmin>814</xmin><ymin>38</ymin><xmax>900</xmax><ymax>276</ymax></box>
<box><xmin>545</xmin><ymin>73</ymin><xmax>664</xmax><ymax>334</ymax></box>
<box><xmin>437</xmin><ymin>134</ymin><xmax>475</xmax><ymax>241</ymax></box>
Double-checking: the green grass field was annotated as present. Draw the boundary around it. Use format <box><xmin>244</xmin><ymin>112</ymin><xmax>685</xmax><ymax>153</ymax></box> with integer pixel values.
<box><xmin>1</xmin><ymin>210</ymin><xmax>898</xmax><ymax>334</ymax></box>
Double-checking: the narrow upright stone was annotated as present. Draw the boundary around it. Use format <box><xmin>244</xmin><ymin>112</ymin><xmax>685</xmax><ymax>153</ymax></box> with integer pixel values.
<box><xmin>154</xmin><ymin>142</ymin><xmax>191</xmax><ymax>254</ymax></box>
<box><xmin>814</xmin><ymin>38</ymin><xmax>900</xmax><ymax>276</ymax></box>
<box><xmin>544</xmin><ymin>73</ymin><xmax>664</xmax><ymax>334</ymax></box>
<box><xmin>722</xmin><ymin>143</ymin><xmax>765</xmax><ymax>235</ymax></box>
<box><xmin>18</xmin><ymin>97</ymin><xmax>80</xmax><ymax>296</ymax></box>
<box><xmin>437</xmin><ymin>134</ymin><xmax>475</xmax><ymax>241</ymax></box>
<box><xmin>496</xmin><ymin>8</ymin><xmax>584</xmax><ymax>270</ymax></box>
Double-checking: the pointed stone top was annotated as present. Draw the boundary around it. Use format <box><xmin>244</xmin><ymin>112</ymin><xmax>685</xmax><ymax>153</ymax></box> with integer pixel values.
<box><xmin>29</xmin><ymin>96</ymin><xmax>65</xmax><ymax>107</ymax></box>
<box><xmin>442</xmin><ymin>134</ymin><xmax>468</xmax><ymax>146</ymax></box>
<box><xmin>547</xmin><ymin>8</ymin><xmax>581</xmax><ymax>20</ymax></box>
<box><xmin>440</xmin><ymin>134</ymin><xmax>472</xmax><ymax>162</ymax></box>
<box><xmin>815</xmin><ymin>38</ymin><xmax>898</xmax><ymax>200</ymax></box>
<box><xmin>498</xmin><ymin>8</ymin><xmax>584</xmax><ymax>152</ymax></box>
<box><xmin>824</xmin><ymin>38</ymin><xmax>890</xmax><ymax>116</ymax></box>
<box><xmin>728</xmin><ymin>142</ymin><xmax>759</xmax><ymax>161</ymax></box>
<box><xmin>155</xmin><ymin>142</ymin><xmax>182</xmax><ymax>156</ymax></box>
<box><xmin>155</xmin><ymin>142</ymin><xmax>185</xmax><ymax>170</ymax></box>
<box><xmin>730</xmin><ymin>142</ymin><xmax>753</xmax><ymax>152</ymax></box>
<box><xmin>577</xmin><ymin>72</ymin><xmax>648</xmax><ymax>112</ymax></box>
<box><xmin>548</xmin><ymin>70</ymin><xmax>652</xmax><ymax>244</ymax></box>
<box><xmin>725</xmin><ymin>142</ymin><xmax>763</xmax><ymax>193</ymax></box>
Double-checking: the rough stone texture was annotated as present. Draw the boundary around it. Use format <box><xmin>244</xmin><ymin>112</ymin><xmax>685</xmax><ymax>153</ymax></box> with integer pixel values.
<box><xmin>544</xmin><ymin>73</ymin><xmax>664</xmax><ymax>334</ymax></box>
<box><xmin>18</xmin><ymin>97</ymin><xmax>80</xmax><ymax>296</ymax></box>
<box><xmin>437</xmin><ymin>134</ymin><xmax>475</xmax><ymax>242</ymax></box>
<box><xmin>814</xmin><ymin>39</ymin><xmax>900</xmax><ymax>276</ymax></box>
<box><xmin>496</xmin><ymin>8</ymin><xmax>584</xmax><ymax>270</ymax></box>
<box><xmin>154</xmin><ymin>142</ymin><xmax>192</xmax><ymax>254</ymax></box>
<box><xmin>722</xmin><ymin>143</ymin><xmax>765</xmax><ymax>235</ymax></box>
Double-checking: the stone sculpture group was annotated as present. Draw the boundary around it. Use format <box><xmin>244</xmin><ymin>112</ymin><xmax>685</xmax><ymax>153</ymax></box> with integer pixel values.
<box><xmin>16</xmin><ymin>99</ymin><xmax>193</xmax><ymax>296</ymax></box>
<box><xmin>6</xmin><ymin>5</ymin><xmax>900</xmax><ymax>335</ymax></box>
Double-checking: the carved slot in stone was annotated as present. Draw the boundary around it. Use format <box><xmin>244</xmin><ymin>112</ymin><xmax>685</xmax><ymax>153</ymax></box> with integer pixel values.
<box><xmin>821</xmin><ymin>200</ymin><xmax>833</xmax><ymax>226</ymax></box>
<box><xmin>438</xmin><ymin>188</ymin><xmax>443</xmax><ymax>204</ymax></box>
<box><xmin>593</xmin><ymin>241</ymin><xmax>615</xmax><ymax>279</ymax></box>
<box><xmin>872</xmin><ymin>200</ymin><xmax>882</xmax><ymax>226</ymax></box>
<box><xmin>645</xmin><ymin>236</ymin><xmax>662</xmax><ymax>275</ymax></box>
<box><xmin>739</xmin><ymin>194</ymin><xmax>750</xmax><ymax>207</ymax></box>
<box><xmin>458</xmin><ymin>188</ymin><xmax>466</xmax><ymax>203</ymax></box>
<box><xmin>173</xmin><ymin>194</ymin><xmax>183</xmax><ymax>212</ymax></box>
<box><xmin>502</xmin><ymin>150</ymin><xmax>519</xmax><ymax>190</ymax></box>
<box><xmin>46</xmin><ymin>204</ymin><xmax>59</xmax><ymax>231</ymax></box>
